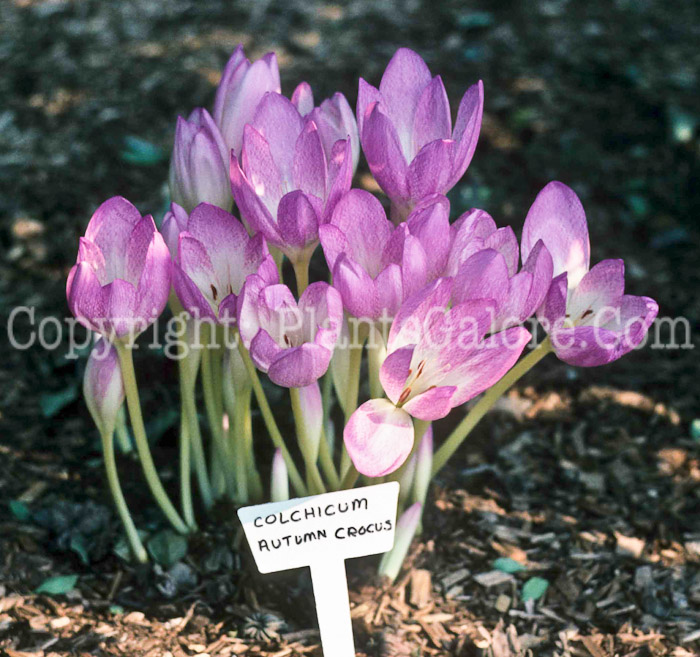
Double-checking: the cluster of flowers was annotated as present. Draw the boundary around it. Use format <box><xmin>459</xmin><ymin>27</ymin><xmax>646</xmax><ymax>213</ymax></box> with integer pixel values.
<box><xmin>68</xmin><ymin>46</ymin><xmax>658</xmax><ymax>574</ymax></box>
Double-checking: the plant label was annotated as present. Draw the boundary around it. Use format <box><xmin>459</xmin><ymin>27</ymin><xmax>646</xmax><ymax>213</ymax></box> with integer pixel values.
<box><xmin>238</xmin><ymin>481</ymin><xmax>400</xmax><ymax>656</ymax></box>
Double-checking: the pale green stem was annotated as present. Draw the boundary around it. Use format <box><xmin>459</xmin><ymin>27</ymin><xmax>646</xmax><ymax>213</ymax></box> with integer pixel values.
<box><xmin>201</xmin><ymin>335</ymin><xmax>231</xmax><ymax>499</ymax></box>
<box><xmin>241</xmin><ymin>390</ymin><xmax>264</xmax><ymax>501</ymax></box>
<box><xmin>367</xmin><ymin>325</ymin><xmax>386</xmax><ymax>400</ymax></box>
<box><xmin>340</xmin><ymin>463</ymin><xmax>360</xmax><ymax>490</ymax></box>
<box><xmin>290</xmin><ymin>387</ymin><xmax>326</xmax><ymax>495</ymax></box>
<box><xmin>223</xmin><ymin>378</ymin><xmax>248</xmax><ymax>504</ymax></box>
<box><xmin>115</xmin><ymin>343</ymin><xmax>189</xmax><ymax>534</ymax></box>
<box><xmin>101</xmin><ymin>429</ymin><xmax>148</xmax><ymax>562</ymax></box>
<box><xmin>178</xmin><ymin>411</ymin><xmax>197</xmax><ymax>531</ymax></box>
<box><xmin>432</xmin><ymin>339</ymin><xmax>553</xmax><ymax>476</ymax></box>
<box><xmin>340</xmin><ymin>340</ymin><xmax>364</xmax><ymax>476</ymax></box>
<box><xmin>179</xmin><ymin>355</ymin><xmax>214</xmax><ymax>511</ymax></box>
<box><xmin>293</xmin><ymin>257</ymin><xmax>310</xmax><ymax>296</ymax></box>
<box><xmin>114</xmin><ymin>406</ymin><xmax>132</xmax><ymax>454</ymax></box>
<box><xmin>237</xmin><ymin>339</ymin><xmax>308</xmax><ymax>497</ymax></box>
<box><xmin>318</xmin><ymin>426</ymin><xmax>340</xmax><ymax>490</ymax></box>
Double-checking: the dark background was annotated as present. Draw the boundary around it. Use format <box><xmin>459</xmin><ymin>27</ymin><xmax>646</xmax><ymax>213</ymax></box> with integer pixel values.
<box><xmin>0</xmin><ymin>0</ymin><xmax>698</xmax><ymax>654</ymax></box>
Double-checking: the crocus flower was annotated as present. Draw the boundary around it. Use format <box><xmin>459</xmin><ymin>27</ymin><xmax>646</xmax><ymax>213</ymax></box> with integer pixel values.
<box><xmin>67</xmin><ymin>197</ymin><xmax>171</xmax><ymax>338</ymax></box>
<box><xmin>83</xmin><ymin>338</ymin><xmax>124</xmax><ymax>438</ymax></box>
<box><xmin>319</xmin><ymin>189</ymin><xmax>451</xmax><ymax>320</ymax></box>
<box><xmin>230</xmin><ymin>92</ymin><xmax>353</xmax><ymax>263</ymax></box>
<box><xmin>237</xmin><ymin>279</ymin><xmax>343</xmax><ymax>387</ymax></box>
<box><xmin>522</xmin><ymin>181</ymin><xmax>658</xmax><ymax>366</ymax></box>
<box><xmin>357</xmin><ymin>48</ymin><xmax>483</xmax><ymax>221</ymax></box>
<box><xmin>172</xmin><ymin>203</ymin><xmax>277</xmax><ymax>324</ymax></box>
<box><xmin>291</xmin><ymin>81</ymin><xmax>360</xmax><ymax>174</ymax></box>
<box><xmin>344</xmin><ymin>279</ymin><xmax>531</xmax><ymax>477</ymax></box>
<box><xmin>169</xmin><ymin>108</ymin><xmax>231</xmax><ymax>213</ymax></box>
<box><xmin>213</xmin><ymin>45</ymin><xmax>281</xmax><ymax>156</ymax></box>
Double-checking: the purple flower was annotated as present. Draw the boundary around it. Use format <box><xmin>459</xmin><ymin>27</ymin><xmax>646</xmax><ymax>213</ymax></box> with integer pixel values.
<box><xmin>357</xmin><ymin>48</ymin><xmax>483</xmax><ymax>220</ymax></box>
<box><xmin>83</xmin><ymin>338</ymin><xmax>124</xmax><ymax>437</ymax></box>
<box><xmin>291</xmin><ymin>81</ymin><xmax>360</xmax><ymax>174</ymax></box>
<box><xmin>452</xmin><ymin>233</ymin><xmax>553</xmax><ymax>331</ymax></box>
<box><xmin>237</xmin><ymin>279</ymin><xmax>343</xmax><ymax>388</ymax></box>
<box><xmin>319</xmin><ymin>189</ymin><xmax>451</xmax><ymax>320</ymax></box>
<box><xmin>230</xmin><ymin>93</ymin><xmax>353</xmax><ymax>263</ymax></box>
<box><xmin>522</xmin><ymin>181</ymin><xmax>658</xmax><ymax>366</ymax></box>
<box><xmin>169</xmin><ymin>108</ymin><xmax>231</xmax><ymax>213</ymax></box>
<box><xmin>213</xmin><ymin>45</ymin><xmax>281</xmax><ymax>156</ymax></box>
<box><xmin>172</xmin><ymin>203</ymin><xmax>277</xmax><ymax>323</ymax></box>
<box><xmin>67</xmin><ymin>197</ymin><xmax>171</xmax><ymax>338</ymax></box>
<box><xmin>344</xmin><ymin>278</ymin><xmax>531</xmax><ymax>476</ymax></box>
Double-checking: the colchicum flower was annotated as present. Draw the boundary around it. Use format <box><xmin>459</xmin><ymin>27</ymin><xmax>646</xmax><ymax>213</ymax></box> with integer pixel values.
<box><xmin>67</xmin><ymin>197</ymin><xmax>171</xmax><ymax>338</ymax></box>
<box><xmin>344</xmin><ymin>279</ymin><xmax>531</xmax><ymax>477</ymax></box>
<box><xmin>522</xmin><ymin>181</ymin><xmax>658</xmax><ymax>366</ymax></box>
<box><xmin>213</xmin><ymin>45</ymin><xmax>281</xmax><ymax>156</ymax></box>
<box><xmin>357</xmin><ymin>47</ymin><xmax>483</xmax><ymax>221</ymax></box>
<box><xmin>230</xmin><ymin>92</ymin><xmax>353</xmax><ymax>263</ymax></box>
<box><xmin>172</xmin><ymin>203</ymin><xmax>278</xmax><ymax>324</ymax></box>
<box><xmin>237</xmin><ymin>279</ymin><xmax>343</xmax><ymax>388</ymax></box>
<box><xmin>291</xmin><ymin>81</ymin><xmax>360</xmax><ymax>175</ymax></box>
<box><xmin>83</xmin><ymin>338</ymin><xmax>125</xmax><ymax>438</ymax></box>
<box><xmin>319</xmin><ymin>189</ymin><xmax>451</xmax><ymax>321</ymax></box>
<box><xmin>169</xmin><ymin>108</ymin><xmax>231</xmax><ymax>213</ymax></box>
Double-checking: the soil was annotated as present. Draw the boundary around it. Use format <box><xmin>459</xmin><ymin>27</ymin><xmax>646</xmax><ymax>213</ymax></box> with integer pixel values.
<box><xmin>0</xmin><ymin>0</ymin><xmax>699</xmax><ymax>655</ymax></box>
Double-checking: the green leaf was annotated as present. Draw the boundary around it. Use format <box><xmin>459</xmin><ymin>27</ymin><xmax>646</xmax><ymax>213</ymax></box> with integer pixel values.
<box><xmin>35</xmin><ymin>574</ymin><xmax>78</xmax><ymax>596</ymax></box>
<box><xmin>493</xmin><ymin>557</ymin><xmax>526</xmax><ymax>574</ymax></box>
<box><xmin>521</xmin><ymin>576</ymin><xmax>549</xmax><ymax>602</ymax></box>
<box><xmin>120</xmin><ymin>136</ymin><xmax>166</xmax><ymax>166</ymax></box>
<box><xmin>147</xmin><ymin>529</ymin><xmax>188</xmax><ymax>567</ymax></box>
<box><xmin>9</xmin><ymin>500</ymin><xmax>31</xmax><ymax>522</ymax></box>
<box><xmin>109</xmin><ymin>605</ymin><xmax>124</xmax><ymax>615</ymax></box>
<box><xmin>40</xmin><ymin>386</ymin><xmax>78</xmax><ymax>418</ymax></box>
<box><xmin>70</xmin><ymin>534</ymin><xmax>90</xmax><ymax>565</ymax></box>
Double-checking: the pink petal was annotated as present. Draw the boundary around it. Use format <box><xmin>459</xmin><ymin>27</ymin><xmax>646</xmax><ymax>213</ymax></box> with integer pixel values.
<box><xmin>522</xmin><ymin>181</ymin><xmax>590</xmax><ymax>288</ymax></box>
<box><xmin>293</xmin><ymin>121</ymin><xmax>327</xmax><ymax>200</ymax></box>
<box><xmin>453</xmin><ymin>249</ymin><xmax>510</xmax><ymax>309</ymax></box>
<box><xmin>402</xmin><ymin>386</ymin><xmax>457</xmax><ymax>421</ymax></box>
<box><xmin>405</xmin><ymin>195</ymin><xmax>451</xmax><ymax>280</ymax></box>
<box><xmin>67</xmin><ymin>262</ymin><xmax>107</xmax><ymax>333</ymax></box>
<box><xmin>567</xmin><ymin>259</ymin><xmax>625</xmax><ymax>323</ymax></box>
<box><xmin>276</xmin><ymin>191</ymin><xmax>322</xmax><ymax>252</ymax></box>
<box><xmin>268</xmin><ymin>342</ymin><xmax>333</xmax><ymax>387</ymax></box>
<box><xmin>380</xmin><ymin>345</ymin><xmax>415</xmax><ymax>405</ymax></box>
<box><xmin>519</xmin><ymin>239</ymin><xmax>554</xmax><ymax>320</ymax></box>
<box><xmin>413</xmin><ymin>76</ymin><xmax>452</xmax><ymax>152</ymax></box>
<box><xmin>291</xmin><ymin>81</ymin><xmax>314</xmax><ymax>116</ymax></box>
<box><xmin>537</xmin><ymin>272</ymin><xmax>568</xmax><ymax>332</ymax></box>
<box><xmin>134</xmin><ymin>227</ymin><xmax>171</xmax><ymax>325</ymax></box>
<box><xmin>378</xmin><ymin>48</ymin><xmax>432</xmax><ymax>159</ymax></box>
<box><xmin>356</xmin><ymin>78</ymin><xmax>382</xmax><ymax>137</ymax></box>
<box><xmin>344</xmin><ymin>399</ymin><xmax>415</xmax><ymax>477</ymax></box>
<box><xmin>484</xmin><ymin>226</ymin><xmax>519</xmax><ymax>277</ymax></box>
<box><xmin>361</xmin><ymin>103</ymin><xmax>409</xmax><ymax>203</ymax></box>
<box><xmin>448</xmin><ymin>81</ymin><xmax>484</xmax><ymax>188</ymax></box>
<box><xmin>407</xmin><ymin>138</ymin><xmax>456</xmax><ymax>201</ymax></box>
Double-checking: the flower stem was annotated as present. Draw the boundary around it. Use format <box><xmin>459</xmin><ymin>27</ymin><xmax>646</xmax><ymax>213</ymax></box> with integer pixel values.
<box><xmin>290</xmin><ymin>387</ymin><xmax>326</xmax><ymax>495</ymax></box>
<box><xmin>340</xmin><ymin>463</ymin><xmax>360</xmax><ymax>490</ymax></box>
<box><xmin>237</xmin><ymin>339</ymin><xmax>308</xmax><ymax>497</ymax></box>
<box><xmin>223</xmin><ymin>374</ymin><xmax>249</xmax><ymax>504</ymax></box>
<box><xmin>318</xmin><ymin>427</ymin><xmax>340</xmax><ymax>490</ymax></box>
<box><xmin>179</xmin><ymin>354</ymin><xmax>214</xmax><ymax>511</ymax></box>
<box><xmin>178</xmin><ymin>411</ymin><xmax>197</xmax><ymax>531</ymax></box>
<box><xmin>431</xmin><ymin>338</ymin><xmax>552</xmax><ymax>477</ymax></box>
<box><xmin>201</xmin><ymin>330</ymin><xmax>232</xmax><ymax>499</ymax></box>
<box><xmin>101</xmin><ymin>429</ymin><xmax>148</xmax><ymax>563</ymax></box>
<box><xmin>241</xmin><ymin>390</ymin><xmax>264</xmax><ymax>501</ymax></box>
<box><xmin>115</xmin><ymin>343</ymin><xmax>189</xmax><ymax>535</ymax></box>
<box><xmin>114</xmin><ymin>406</ymin><xmax>132</xmax><ymax>454</ymax></box>
<box><xmin>293</xmin><ymin>257</ymin><xmax>309</xmax><ymax>296</ymax></box>
<box><xmin>367</xmin><ymin>325</ymin><xmax>386</xmax><ymax>399</ymax></box>
<box><xmin>340</xmin><ymin>340</ymin><xmax>364</xmax><ymax>476</ymax></box>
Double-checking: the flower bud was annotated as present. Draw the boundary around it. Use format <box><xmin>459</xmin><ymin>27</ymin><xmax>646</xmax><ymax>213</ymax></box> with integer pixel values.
<box><xmin>83</xmin><ymin>338</ymin><xmax>124</xmax><ymax>438</ymax></box>
<box><xmin>169</xmin><ymin>108</ymin><xmax>231</xmax><ymax>213</ymax></box>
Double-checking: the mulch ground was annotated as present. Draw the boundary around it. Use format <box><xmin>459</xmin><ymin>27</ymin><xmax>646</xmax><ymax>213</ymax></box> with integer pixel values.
<box><xmin>1</xmin><ymin>0</ymin><xmax>698</xmax><ymax>655</ymax></box>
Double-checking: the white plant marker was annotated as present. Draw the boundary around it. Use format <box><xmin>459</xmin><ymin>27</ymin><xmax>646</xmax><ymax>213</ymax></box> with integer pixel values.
<box><xmin>238</xmin><ymin>481</ymin><xmax>400</xmax><ymax>656</ymax></box>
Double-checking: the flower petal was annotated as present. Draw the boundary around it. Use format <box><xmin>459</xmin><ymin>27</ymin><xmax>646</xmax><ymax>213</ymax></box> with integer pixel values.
<box><xmin>484</xmin><ymin>226</ymin><xmax>519</xmax><ymax>277</ymax></box>
<box><xmin>276</xmin><ymin>190</ymin><xmax>322</xmax><ymax>253</ymax></box>
<box><xmin>380</xmin><ymin>345</ymin><xmax>415</xmax><ymax>405</ymax></box>
<box><xmin>522</xmin><ymin>181</ymin><xmax>590</xmax><ymax>288</ymax></box>
<box><xmin>268</xmin><ymin>342</ymin><xmax>333</xmax><ymax>387</ymax></box>
<box><xmin>448</xmin><ymin>80</ymin><xmax>484</xmax><ymax>188</ymax></box>
<box><xmin>413</xmin><ymin>75</ymin><xmax>452</xmax><ymax>152</ymax></box>
<box><xmin>344</xmin><ymin>399</ymin><xmax>415</xmax><ymax>477</ymax></box>
<box><xmin>403</xmin><ymin>385</ymin><xmax>457</xmax><ymax>421</ymax></box>
<box><xmin>452</xmin><ymin>248</ymin><xmax>510</xmax><ymax>309</ymax></box>
<box><xmin>568</xmin><ymin>259</ymin><xmax>625</xmax><ymax>323</ymax></box>
<box><xmin>293</xmin><ymin>121</ymin><xmax>327</xmax><ymax>200</ymax></box>
<box><xmin>407</xmin><ymin>138</ymin><xmax>456</xmax><ymax>200</ymax></box>
<box><xmin>291</xmin><ymin>81</ymin><xmax>314</xmax><ymax>116</ymax></box>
